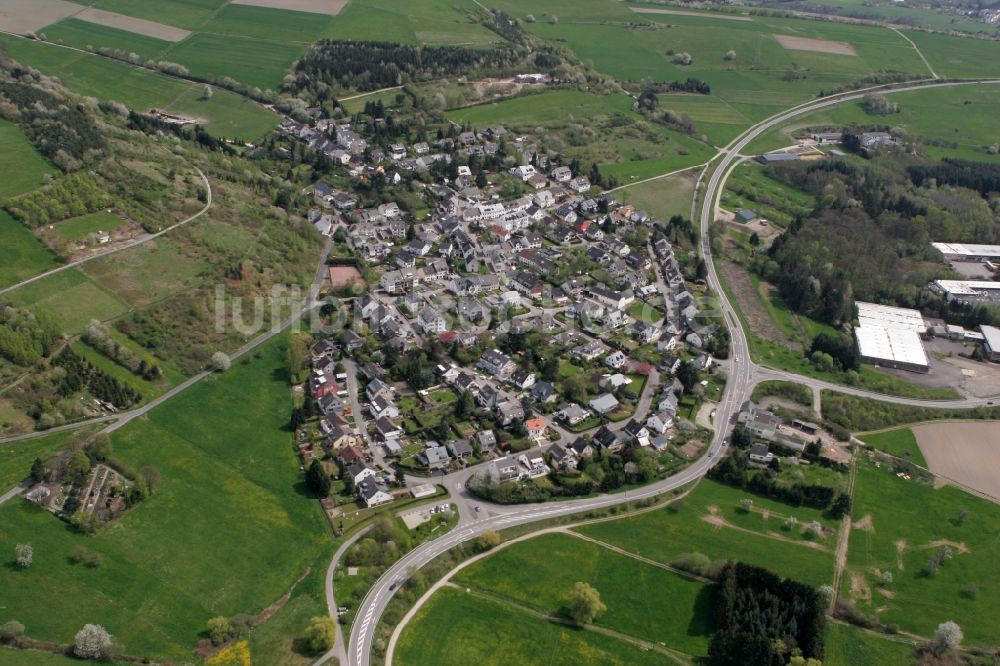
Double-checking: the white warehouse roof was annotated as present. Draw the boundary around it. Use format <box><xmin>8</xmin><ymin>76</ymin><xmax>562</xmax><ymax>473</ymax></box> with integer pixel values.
<box><xmin>933</xmin><ymin>280</ymin><xmax>1000</xmax><ymax>296</ymax></box>
<box><xmin>855</xmin><ymin>326</ymin><xmax>929</xmax><ymax>369</ymax></box>
<box><xmin>932</xmin><ymin>242</ymin><xmax>1000</xmax><ymax>258</ymax></box>
<box><xmin>855</xmin><ymin>301</ymin><xmax>926</xmax><ymax>332</ymax></box>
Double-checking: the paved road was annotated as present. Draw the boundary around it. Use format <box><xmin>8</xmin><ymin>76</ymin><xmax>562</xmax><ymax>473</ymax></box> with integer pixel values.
<box><xmin>345</xmin><ymin>76</ymin><xmax>1000</xmax><ymax>666</ymax></box>
<box><xmin>0</xmin><ymin>168</ymin><xmax>212</xmax><ymax>297</ymax></box>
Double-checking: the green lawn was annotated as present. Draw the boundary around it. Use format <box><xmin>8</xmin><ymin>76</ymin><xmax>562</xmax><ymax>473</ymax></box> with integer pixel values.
<box><xmin>0</xmin><ymin>118</ymin><xmax>54</xmax><ymax>198</ymax></box>
<box><xmin>42</xmin><ymin>18</ymin><xmax>172</xmax><ymax>61</ymax></box>
<box><xmin>0</xmin><ymin>648</ymin><xmax>93</xmax><ymax>665</ymax></box>
<box><xmin>577</xmin><ymin>479</ymin><xmax>838</xmax><ymax>587</ymax></box>
<box><xmin>0</xmin><ymin>336</ymin><xmax>329</xmax><ymax>660</ymax></box>
<box><xmin>824</xmin><ymin>622</ymin><xmax>916</xmax><ymax>666</ymax></box>
<box><xmin>455</xmin><ymin>532</ymin><xmax>715</xmax><ymax>655</ymax></box>
<box><xmin>618</xmin><ymin>169</ymin><xmax>698</xmax><ymax>220</ymax></box>
<box><xmin>0</xmin><ymin>211</ymin><xmax>59</xmax><ymax>290</ymax></box>
<box><xmin>395</xmin><ymin>586</ymin><xmax>672</xmax><ymax>666</ymax></box>
<box><xmin>47</xmin><ymin>212</ymin><xmax>126</xmax><ymax>243</ymax></box>
<box><xmin>0</xmin><ymin>38</ymin><xmax>279</xmax><ymax>140</ymax></box>
<box><xmin>859</xmin><ymin>428</ymin><xmax>927</xmax><ymax>467</ymax></box>
<box><xmin>845</xmin><ymin>457</ymin><xmax>1000</xmax><ymax>645</ymax></box>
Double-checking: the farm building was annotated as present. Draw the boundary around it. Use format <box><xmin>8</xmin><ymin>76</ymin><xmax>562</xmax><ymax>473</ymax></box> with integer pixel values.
<box><xmin>854</xmin><ymin>302</ymin><xmax>929</xmax><ymax>373</ymax></box>
<box><xmin>735</xmin><ymin>209</ymin><xmax>757</xmax><ymax>223</ymax></box>
<box><xmin>756</xmin><ymin>151</ymin><xmax>799</xmax><ymax>164</ymax></box>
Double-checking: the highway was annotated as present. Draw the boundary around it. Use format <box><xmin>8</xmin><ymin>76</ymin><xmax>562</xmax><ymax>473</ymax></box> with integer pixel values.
<box><xmin>344</xmin><ymin>76</ymin><xmax>1000</xmax><ymax>666</ymax></box>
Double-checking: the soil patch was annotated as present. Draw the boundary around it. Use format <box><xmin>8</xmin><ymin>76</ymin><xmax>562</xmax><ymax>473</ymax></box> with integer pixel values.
<box><xmin>853</xmin><ymin>514</ymin><xmax>875</xmax><ymax>533</ymax></box>
<box><xmin>629</xmin><ymin>7</ymin><xmax>753</xmax><ymax>21</ymax></box>
<box><xmin>0</xmin><ymin>0</ymin><xmax>81</xmax><ymax>33</ymax></box>
<box><xmin>773</xmin><ymin>34</ymin><xmax>857</xmax><ymax>56</ymax></box>
<box><xmin>849</xmin><ymin>570</ymin><xmax>871</xmax><ymax>601</ymax></box>
<box><xmin>74</xmin><ymin>7</ymin><xmax>191</xmax><ymax>41</ymax></box>
<box><xmin>876</xmin><ymin>587</ymin><xmax>895</xmax><ymax>599</ymax></box>
<box><xmin>923</xmin><ymin>539</ymin><xmax>970</xmax><ymax>555</ymax></box>
<box><xmin>230</xmin><ymin>0</ymin><xmax>350</xmax><ymax>16</ymax></box>
<box><xmin>894</xmin><ymin>539</ymin><xmax>907</xmax><ymax>570</ymax></box>
<box><xmin>328</xmin><ymin>265</ymin><xmax>364</xmax><ymax>290</ymax></box>
<box><xmin>913</xmin><ymin>422</ymin><xmax>1000</xmax><ymax>500</ymax></box>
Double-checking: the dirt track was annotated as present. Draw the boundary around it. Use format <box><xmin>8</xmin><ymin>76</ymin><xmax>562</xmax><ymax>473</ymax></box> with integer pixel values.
<box><xmin>913</xmin><ymin>422</ymin><xmax>1000</xmax><ymax>500</ymax></box>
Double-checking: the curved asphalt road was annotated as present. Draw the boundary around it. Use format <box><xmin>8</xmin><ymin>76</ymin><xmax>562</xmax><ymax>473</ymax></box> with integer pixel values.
<box><xmin>345</xmin><ymin>76</ymin><xmax>1000</xmax><ymax>666</ymax></box>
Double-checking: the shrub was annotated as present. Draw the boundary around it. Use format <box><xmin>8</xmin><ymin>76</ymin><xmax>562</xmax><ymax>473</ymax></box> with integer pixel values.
<box><xmin>304</xmin><ymin>616</ymin><xmax>336</xmax><ymax>653</ymax></box>
<box><xmin>74</xmin><ymin>624</ymin><xmax>112</xmax><ymax>660</ymax></box>
<box><xmin>14</xmin><ymin>543</ymin><xmax>32</xmax><ymax>568</ymax></box>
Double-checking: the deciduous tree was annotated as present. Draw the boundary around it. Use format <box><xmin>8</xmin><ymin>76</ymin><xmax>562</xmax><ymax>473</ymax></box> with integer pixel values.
<box><xmin>567</xmin><ymin>581</ymin><xmax>606</xmax><ymax>625</ymax></box>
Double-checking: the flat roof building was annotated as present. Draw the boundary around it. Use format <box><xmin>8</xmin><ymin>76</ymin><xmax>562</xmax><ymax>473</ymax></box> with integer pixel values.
<box><xmin>931</xmin><ymin>280</ymin><xmax>1000</xmax><ymax>306</ymax></box>
<box><xmin>932</xmin><ymin>243</ymin><xmax>1000</xmax><ymax>262</ymax></box>
<box><xmin>981</xmin><ymin>325</ymin><xmax>1000</xmax><ymax>362</ymax></box>
<box><xmin>854</xmin><ymin>301</ymin><xmax>930</xmax><ymax>373</ymax></box>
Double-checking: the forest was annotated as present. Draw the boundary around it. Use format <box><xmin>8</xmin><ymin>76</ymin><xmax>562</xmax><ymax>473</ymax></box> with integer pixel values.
<box><xmin>288</xmin><ymin>40</ymin><xmax>539</xmax><ymax>97</ymax></box>
<box><xmin>53</xmin><ymin>347</ymin><xmax>142</xmax><ymax>410</ymax></box>
<box><xmin>754</xmin><ymin>155</ymin><xmax>1000</xmax><ymax>326</ymax></box>
<box><xmin>709</xmin><ymin>562</ymin><xmax>826</xmax><ymax>666</ymax></box>
<box><xmin>0</xmin><ymin>306</ymin><xmax>62</xmax><ymax>367</ymax></box>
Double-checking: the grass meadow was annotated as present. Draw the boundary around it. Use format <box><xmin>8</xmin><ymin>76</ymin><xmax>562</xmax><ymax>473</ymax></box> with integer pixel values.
<box><xmin>394</xmin><ymin>586</ymin><xmax>671</xmax><ymax>666</ymax></box>
<box><xmin>859</xmin><ymin>428</ymin><xmax>927</xmax><ymax>467</ymax></box>
<box><xmin>0</xmin><ymin>38</ymin><xmax>278</xmax><ymax>140</ymax></box>
<box><xmin>0</xmin><ymin>212</ymin><xmax>59</xmax><ymax>290</ymax></box>
<box><xmin>845</xmin><ymin>457</ymin><xmax>1000</xmax><ymax>645</ymax></box>
<box><xmin>322</xmin><ymin>0</ymin><xmax>501</xmax><ymax>45</ymax></box>
<box><xmin>46</xmin><ymin>211</ymin><xmax>126</xmax><ymax>243</ymax></box>
<box><xmin>0</xmin><ymin>336</ymin><xmax>329</xmax><ymax>660</ymax></box>
<box><xmin>454</xmin><ymin>532</ymin><xmax>716</xmax><ymax>655</ymax></box>
<box><xmin>162</xmin><ymin>32</ymin><xmax>306</xmax><ymax>91</ymax></box>
<box><xmin>617</xmin><ymin>169</ymin><xmax>699</xmax><ymax>220</ymax></box>
<box><xmin>746</xmin><ymin>81</ymin><xmax>1000</xmax><ymax>160</ymax></box>
<box><xmin>0</xmin><ymin>119</ymin><xmax>55</xmax><ymax>198</ymax></box>
<box><xmin>42</xmin><ymin>18</ymin><xmax>173</xmax><ymax>61</ymax></box>
<box><xmin>3</xmin><ymin>268</ymin><xmax>131</xmax><ymax>334</ymax></box>
<box><xmin>577</xmin><ymin>479</ymin><xmax>838</xmax><ymax>587</ymax></box>
<box><xmin>824</xmin><ymin>622</ymin><xmax>916</xmax><ymax>666</ymax></box>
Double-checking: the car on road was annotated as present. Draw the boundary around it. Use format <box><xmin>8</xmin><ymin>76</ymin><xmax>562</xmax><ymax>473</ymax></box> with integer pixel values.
<box><xmin>474</xmin><ymin>505</ymin><xmax>481</xmax><ymax>512</ymax></box>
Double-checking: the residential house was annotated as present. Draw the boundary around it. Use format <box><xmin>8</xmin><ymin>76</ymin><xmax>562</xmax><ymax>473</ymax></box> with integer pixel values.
<box><xmin>749</xmin><ymin>443</ymin><xmax>774</xmax><ymax>465</ymax></box>
<box><xmin>475</xmin><ymin>429</ymin><xmax>498</xmax><ymax>453</ymax></box>
<box><xmin>589</xmin><ymin>393</ymin><xmax>620</xmax><ymax>415</ymax></box>
<box><xmin>358</xmin><ymin>479</ymin><xmax>393</xmax><ymax>508</ymax></box>
<box><xmin>604</xmin><ymin>350</ymin><xmax>628</xmax><ymax>369</ymax></box>
<box><xmin>557</xmin><ymin>403</ymin><xmax>590</xmax><ymax>426</ymax></box>
<box><xmin>531</xmin><ymin>381</ymin><xmax>557</xmax><ymax>404</ymax></box>
<box><xmin>547</xmin><ymin>443</ymin><xmax>575</xmax><ymax>471</ymax></box>
<box><xmin>646</xmin><ymin>412</ymin><xmax>674</xmax><ymax>434</ymax></box>
<box><xmin>478</xmin><ymin>349</ymin><xmax>516</xmax><ymax>378</ymax></box>
<box><xmin>417</xmin><ymin>307</ymin><xmax>447</xmax><ymax>334</ymax></box>
<box><xmin>570</xmin><ymin>437</ymin><xmax>595</xmax><ymax>459</ymax></box>
<box><xmin>418</xmin><ymin>445</ymin><xmax>451</xmax><ymax>469</ymax></box>
<box><xmin>526</xmin><ymin>417</ymin><xmax>547</xmax><ymax>440</ymax></box>
<box><xmin>370</xmin><ymin>393</ymin><xmax>400</xmax><ymax>420</ymax></box>
<box><xmin>446</xmin><ymin>439</ymin><xmax>474</xmax><ymax>460</ymax></box>
<box><xmin>347</xmin><ymin>461</ymin><xmax>377</xmax><ymax>486</ymax></box>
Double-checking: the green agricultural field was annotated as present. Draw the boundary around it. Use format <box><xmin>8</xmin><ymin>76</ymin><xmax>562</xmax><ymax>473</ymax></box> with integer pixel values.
<box><xmin>577</xmin><ymin>479</ymin><xmax>838</xmax><ymax>587</ymax></box>
<box><xmin>618</xmin><ymin>169</ymin><xmax>698</xmax><ymax>220</ymax></box>
<box><xmin>859</xmin><ymin>428</ymin><xmax>927</xmax><ymax>467</ymax></box>
<box><xmin>455</xmin><ymin>532</ymin><xmax>715</xmax><ymax>655</ymax></box>
<box><xmin>0</xmin><ymin>211</ymin><xmax>59</xmax><ymax>289</ymax></box>
<box><xmin>41</xmin><ymin>18</ymin><xmax>172</xmax><ymax>61</ymax></box>
<box><xmin>395</xmin><ymin>587</ymin><xmax>671</xmax><ymax>666</ymax></box>
<box><xmin>203</xmin><ymin>3</ymin><xmax>334</xmax><ymax>43</ymax></box>
<box><xmin>162</xmin><ymin>33</ymin><xmax>305</xmax><ymax>91</ymax></box>
<box><xmin>657</xmin><ymin>93</ymin><xmax>752</xmax><ymax>146</ymax></box>
<box><xmin>824</xmin><ymin>622</ymin><xmax>916</xmax><ymax>666</ymax></box>
<box><xmin>845</xmin><ymin>457</ymin><xmax>1000</xmax><ymax>645</ymax></box>
<box><xmin>447</xmin><ymin>90</ymin><xmax>714</xmax><ymax>181</ymax></box>
<box><xmin>3</xmin><ymin>268</ymin><xmax>130</xmax><ymax>334</ymax></box>
<box><xmin>787</xmin><ymin>0</ymin><xmax>989</xmax><ymax>33</ymax></box>
<box><xmin>0</xmin><ymin>38</ymin><xmax>279</xmax><ymax>140</ymax></box>
<box><xmin>746</xmin><ymin>82</ymin><xmax>1000</xmax><ymax>161</ymax></box>
<box><xmin>47</xmin><ymin>211</ymin><xmax>126</xmax><ymax>243</ymax></box>
<box><xmin>0</xmin><ymin>119</ymin><xmax>55</xmax><ymax>198</ymax></box>
<box><xmin>906</xmin><ymin>30</ymin><xmax>1000</xmax><ymax>79</ymax></box>
<box><xmin>323</xmin><ymin>0</ymin><xmax>501</xmax><ymax>46</ymax></box>
<box><xmin>86</xmin><ymin>0</ymin><xmax>228</xmax><ymax>32</ymax></box>
<box><xmin>512</xmin><ymin>11</ymin><xmax>928</xmax><ymax>121</ymax></box>
<box><xmin>0</xmin><ymin>428</ymin><xmax>97</xmax><ymax>491</ymax></box>
<box><xmin>0</xmin><ymin>336</ymin><xmax>329</xmax><ymax>660</ymax></box>
<box><xmin>0</xmin><ymin>648</ymin><xmax>88</xmax><ymax>665</ymax></box>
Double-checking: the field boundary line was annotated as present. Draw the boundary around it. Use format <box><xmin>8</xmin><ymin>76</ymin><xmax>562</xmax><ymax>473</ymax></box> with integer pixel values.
<box><xmin>442</xmin><ymin>582</ymin><xmax>693</xmax><ymax>665</ymax></box>
<box><xmin>562</xmin><ymin>529</ymin><xmax>715</xmax><ymax>584</ymax></box>
<box><xmin>0</xmin><ymin>167</ymin><xmax>213</xmax><ymax>297</ymax></box>
<box><xmin>607</xmin><ymin>163</ymin><xmax>706</xmax><ymax>193</ymax></box>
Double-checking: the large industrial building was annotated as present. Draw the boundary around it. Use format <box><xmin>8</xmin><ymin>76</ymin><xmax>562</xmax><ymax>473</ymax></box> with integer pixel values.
<box><xmin>982</xmin><ymin>325</ymin><xmax>1000</xmax><ymax>363</ymax></box>
<box><xmin>932</xmin><ymin>243</ymin><xmax>1000</xmax><ymax>262</ymax></box>
<box><xmin>854</xmin><ymin>302</ymin><xmax>930</xmax><ymax>373</ymax></box>
<box><xmin>931</xmin><ymin>280</ymin><xmax>1000</xmax><ymax>306</ymax></box>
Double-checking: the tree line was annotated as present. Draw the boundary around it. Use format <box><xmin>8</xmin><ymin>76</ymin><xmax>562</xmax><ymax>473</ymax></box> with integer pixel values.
<box><xmin>0</xmin><ymin>307</ymin><xmax>61</xmax><ymax>367</ymax></box>
<box><xmin>53</xmin><ymin>348</ymin><xmax>142</xmax><ymax>409</ymax></box>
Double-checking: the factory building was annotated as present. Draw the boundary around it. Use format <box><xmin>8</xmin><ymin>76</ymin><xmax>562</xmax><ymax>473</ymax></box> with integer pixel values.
<box><xmin>854</xmin><ymin>302</ymin><xmax>930</xmax><ymax>373</ymax></box>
